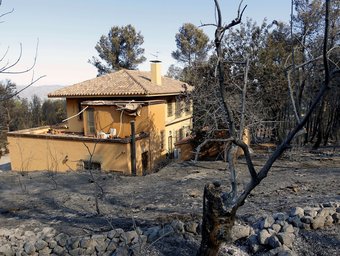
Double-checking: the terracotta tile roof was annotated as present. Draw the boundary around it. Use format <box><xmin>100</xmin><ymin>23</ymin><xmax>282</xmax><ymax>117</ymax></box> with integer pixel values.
<box><xmin>48</xmin><ymin>70</ymin><xmax>192</xmax><ymax>98</ymax></box>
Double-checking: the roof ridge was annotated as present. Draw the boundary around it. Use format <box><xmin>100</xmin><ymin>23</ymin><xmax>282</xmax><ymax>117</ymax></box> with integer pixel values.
<box><xmin>124</xmin><ymin>70</ymin><xmax>149</xmax><ymax>95</ymax></box>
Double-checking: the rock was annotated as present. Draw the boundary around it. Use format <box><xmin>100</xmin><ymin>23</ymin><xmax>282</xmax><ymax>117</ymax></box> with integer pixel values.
<box><xmin>323</xmin><ymin>202</ymin><xmax>332</xmax><ymax>207</ymax></box>
<box><xmin>332</xmin><ymin>212</ymin><xmax>340</xmax><ymax>224</ymax></box>
<box><xmin>304</xmin><ymin>208</ymin><xmax>318</xmax><ymax>218</ymax></box>
<box><xmin>273</xmin><ymin>212</ymin><xmax>288</xmax><ymax>221</ymax></box>
<box><xmin>318</xmin><ymin>208</ymin><xmax>334</xmax><ymax>217</ymax></box>
<box><xmin>69</xmin><ymin>248</ymin><xmax>82</xmax><ymax>256</ymax></box>
<box><xmin>277</xmin><ymin>232</ymin><xmax>295</xmax><ymax>248</ymax></box>
<box><xmin>106</xmin><ymin>240</ymin><xmax>117</xmax><ymax>252</ymax></box>
<box><xmin>260</xmin><ymin>216</ymin><xmax>275</xmax><ymax>229</ymax></box>
<box><xmin>289</xmin><ymin>216</ymin><xmax>303</xmax><ymax>228</ymax></box>
<box><xmin>271</xmin><ymin>224</ymin><xmax>282</xmax><ymax>233</ymax></box>
<box><xmin>185</xmin><ymin>221</ymin><xmax>199</xmax><ymax>234</ymax></box>
<box><xmin>67</xmin><ymin>237</ymin><xmax>81</xmax><ymax>250</ymax></box>
<box><xmin>171</xmin><ymin>220</ymin><xmax>185</xmax><ymax>234</ymax></box>
<box><xmin>282</xmin><ymin>224</ymin><xmax>294</xmax><ymax>233</ymax></box>
<box><xmin>267</xmin><ymin>235</ymin><xmax>281</xmax><ymax>249</ymax></box>
<box><xmin>52</xmin><ymin>245</ymin><xmax>65</xmax><ymax>255</ymax></box>
<box><xmin>112</xmin><ymin>246</ymin><xmax>129</xmax><ymax>256</ymax></box>
<box><xmin>248</xmin><ymin>234</ymin><xmax>260</xmax><ymax>254</ymax></box>
<box><xmin>0</xmin><ymin>244</ymin><xmax>14</xmax><ymax>256</ymax></box>
<box><xmin>24</xmin><ymin>242</ymin><xmax>36</xmax><ymax>255</ymax></box>
<box><xmin>55</xmin><ymin>233</ymin><xmax>68</xmax><ymax>247</ymax></box>
<box><xmin>48</xmin><ymin>239</ymin><xmax>57</xmax><ymax>249</ymax></box>
<box><xmin>312</xmin><ymin>216</ymin><xmax>325</xmax><ymax>229</ymax></box>
<box><xmin>0</xmin><ymin>228</ymin><xmax>10</xmax><ymax>238</ymax></box>
<box><xmin>107</xmin><ymin>230</ymin><xmax>116</xmax><ymax>239</ymax></box>
<box><xmin>35</xmin><ymin>239</ymin><xmax>48</xmax><ymax>251</ymax></box>
<box><xmin>301</xmin><ymin>216</ymin><xmax>313</xmax><ymax>224</ymax></box>
<box><xmin>324</xmin><ymin>215</ymin><xmax>334</xmax><ymax>226</ymax></box>
<box><xmin>38</xmin><ymin>246</ymin><xmax>52</xmax><ymax>256</ymax></box>
<box><xmin>290</xmin><ymin>207</ymin><xmax>304</xmax><ymax>218</ymax></box>
<box><xmin>121</xmin><ymin>230</ymin><xmax>138</xmax><ymax>245</ymax></box>
<box><xmin>40</xmin><ymin>227</ymin><xmax>56</xmax><ymax>239</ymax></box>
<box><xmin>95</xmin><ymin>240</ymin><xmax>107</xmax><ymax>253</ymax></box>
<box><xmin>231</xmin><ymin>224</ymin><xmax>251</xmax><ymax>242</ymax></box>
<box><xmin>258</xmin><ymin>229</ymin><xmax>271</xmax><ymax>245</ymax></box>
<box><xmin>144</xmin><ymin>226</ymin><xmax>161</xmax><ymax>242</ymax></box>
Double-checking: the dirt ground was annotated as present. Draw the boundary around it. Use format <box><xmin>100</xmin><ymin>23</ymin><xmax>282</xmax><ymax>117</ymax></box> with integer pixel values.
<box><xmin>0</xmin><ymin>148</ymin><xmax>339</xmax><ymax>255</ymax></box>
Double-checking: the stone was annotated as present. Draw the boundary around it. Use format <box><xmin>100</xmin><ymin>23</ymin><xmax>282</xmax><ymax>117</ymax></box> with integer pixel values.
<box><xmin>171</xmin><ymin>220</ymin><xmax>185</xmax><ymax>234</ymax></box>
<box><xmin>95</xmin><ymin>238</ymin><xmax>108</xmax><ymax>252</ymax></box>
<box><xmin>0</xmin><ymin>244</ymin><xmax>14</xmax><ymax>256</ymax></box>
<box><xmin>323</xmin><ymin>202</ymin><xmax>332</xmax><ymax>207</ymax></box>
<box><xmin>122</xmin><ymin>230</ymin><xmax>138</xmax><ymax>244</ymax></box>
<box><xmin>106</xmin><ymin>240</ymin><xmax>117</xmax><ymax>252</ymax></box>
<box><xmin>324</xmin><ymin>215</ymin><xmax>334</xmax><ymax>226</ymax></box>
<box><xmin>0</xmin><ymin>228</ymin><xmax>10</xmax><ymax>238</ymax></box>
<box><xmin>41</xmin><ymin>227</ymin><xmax>56</xmax><ymax>239</ymax></box>
<box><xmin>185</xmin><ymin>221</ymin><xmax>199</xmax><ymax>234</ymax></box>
<box><xmin>332</xmin><ymin>212</ymin><xmax>340</xmax><ymax>224</ymax></box>
<box><xmin>304</xmin><ymin>208</ymin><xmax>318</xmax><ymax>218</ymax></box>
<box><xmin>318</xmin><ymin>208</ymin><xmax>334</xmax><ymax>217</ymax></box>
<box><xmin>230</xmin><ymin>224</ymin><xmax>251</xmax><ymax>242</ymax></box>
<box><xmin>267</xmin><ymin>235</ymin><xmax>281</xmax><ymax>249</ymax></box>
<box><xmin>312</xmin><ymin>216</ymin><xmax>325</xmax><ymax>229</ymax></box>
<box><xmin>24</xmin><ymin>242</ymin><xmax>36</xmax><ymax>255</ymax></box>
<box><xmin>260</xmin><ymin>216</ymin><xmax>275</xmax><ymax>229</ymax></box>
<box><xmin>48</xmin><ymin>239</ymin><xmax>57</xmax><ymax>249</ymax></box>
<box><xmin>144</xmin><ymin>226</ymin><xmax>161</xmax><ymax>242</ymax></box>
<box><xmin>67</xmin><ymin>237</ymin><xmax>81</xmax><ymax>250</ymax></box>
<box><xmin>271</xmin><ymin>224</ymin><xmax>282</xmax><ymax>233</ymax></box>
<box><xmin>159</xmin><ymin>224</ymin><xmax>174</xmax><ymax>236</ymax></box>
<box><xmin>258</xmin><ymin>229</ymin><xmax>271</xmax><ymax>245</ymax></box>
<box><xmin>112</xmin><ymin>246</ymin><xmax>129</xmax><ymax>256</ymax></box>
<box><xmin>247</xmin><ymin>234</ymin><xmax>260</xmax><ymax>252</ymax></box>
<box><xmin>38</xmin><ymin>246</ymin><xmax>52</xmax><ymax>256</ymax></box>
<box><xmin>301</xmin><ymin>216</ymin><xmax>313</xmax><ymax>224</ymax></box>
<box><xmin>282</xmin><ymin>224</ymin><xmax>294</xmax><ymax>233</ymax></box>
<box><xmin>114</xmin><ymin>228</ymin><xmax>125</xmax><ymax>238</ymax></box>
<box><xmin>69</xmin><ymin>248</ymin><xmax>82</xmax><ymax>256</ymax></box>
<box><xmin>107</xmin><ymin>230</ymin><xmax>116</xmax><ymax>239</ymax></box>
<box><xmin>289</xmin><ymin>216</ymin><xmax>303</xmax><ymax>228</ymax></box>
<box><xmin>52</xmin><ymin>245</ymin><xmax>65</xmax><ymax>255</ymax></box>
<box><xmin>35</xmin><ymin>239</ymin><xmax>48</xmax><ymax>251</ymax></box>
<box><xmin>55</xmin><ymin>233</ymin><xmax>68</xmax><ymax>247</ymax></box>
<box><xmin>290</xmin><ymin>207</ymin><xmax>304</xmax><ymax>218</ymax></box>
<box><xmin>277</xmin><ymin>232</ymin><xmax>295</xmax><ymax>248</ymax></box>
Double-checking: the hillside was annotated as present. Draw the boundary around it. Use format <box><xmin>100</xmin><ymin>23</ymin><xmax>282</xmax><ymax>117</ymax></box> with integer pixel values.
<box><xmin>16</xmin><ymin>85</ymin><xmax>65</xmax><ymax>100</ymax></box>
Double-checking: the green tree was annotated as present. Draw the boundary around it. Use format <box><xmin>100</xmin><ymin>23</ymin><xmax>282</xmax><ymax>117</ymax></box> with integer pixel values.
<box><xmin>89</xmin><ymin>24</ymin><xmax>146</xmax><ymax>75</ymax></box>
<box><xmin>41</xmin><ymin>99</ymin><xmax>66</xmax><ymax>125</ymax></box>
<box><xmin>30</xmin><ymin>94</ymin><xmax>42</xmax><ymax>127</ymax></box>
<box><xmin>172</xmin><ymin>23</ymin><xmax>211</xmax><ymax>66</ymax></box>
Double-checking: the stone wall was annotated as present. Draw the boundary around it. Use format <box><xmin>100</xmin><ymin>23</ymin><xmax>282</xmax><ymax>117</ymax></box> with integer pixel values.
<box><xmin>0</xmin><ymin>201</ymin><xmax>338</xmax><ymax>256</ymax></box>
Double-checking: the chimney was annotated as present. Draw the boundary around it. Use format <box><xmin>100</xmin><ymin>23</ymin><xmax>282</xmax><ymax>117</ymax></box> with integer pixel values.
<box><xmin>150</xmin><ymin>60</ymin><xmax>162</xmax><ymax>86</ymax></box>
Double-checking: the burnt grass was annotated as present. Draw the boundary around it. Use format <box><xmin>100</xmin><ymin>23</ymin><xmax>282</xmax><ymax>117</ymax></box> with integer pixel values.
<box><xmin>0</xmin><ymin>148</ymin><xmax>339</xmax><ymax>255</ymax></box>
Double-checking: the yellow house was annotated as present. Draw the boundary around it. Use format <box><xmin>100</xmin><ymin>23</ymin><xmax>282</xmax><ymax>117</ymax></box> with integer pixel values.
<box><xmin>7</xmin><ymin>62</ymin><xmax>193</xmax><ymax>175</ymax></box>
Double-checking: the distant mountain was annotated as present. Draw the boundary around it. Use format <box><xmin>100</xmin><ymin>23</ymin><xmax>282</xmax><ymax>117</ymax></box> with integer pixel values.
<box><xmin>16</xmin><ymin>85</ymin><xmax>65</xmax><ymax>100</ymax></box>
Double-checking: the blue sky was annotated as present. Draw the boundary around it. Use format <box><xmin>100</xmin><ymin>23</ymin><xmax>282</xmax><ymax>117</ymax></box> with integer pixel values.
<box><xmin>0</xmin><ymin>0</ymin><xmax>291</xmax><ymax>87</ymax></box>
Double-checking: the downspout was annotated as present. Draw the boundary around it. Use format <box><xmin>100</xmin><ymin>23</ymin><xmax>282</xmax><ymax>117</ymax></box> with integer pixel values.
<box><xmin>130</xmin><ymin>120</ymin><xmax>136</xmax><ymax>176</ymax></box>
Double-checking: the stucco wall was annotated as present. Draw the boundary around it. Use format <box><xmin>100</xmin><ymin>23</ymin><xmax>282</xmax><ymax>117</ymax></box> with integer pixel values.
<box><xmin>7</xmin><ymin>134</ymin><xmax>146</xmax><ymax>174</ymax></box>
<box><xmin>66</xmin><ymin>99</ymin><xmax>84</xmax><ymax>133</ymax></box>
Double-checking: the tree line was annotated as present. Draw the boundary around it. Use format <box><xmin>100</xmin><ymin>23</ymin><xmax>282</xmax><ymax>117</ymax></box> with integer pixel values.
<box><xmin>89</xmin><ymin>0</ymin><xmax>339</xmax><ymax>149</ymax></box>
<box><xmin>0</xmin><ymin>80</ymin><xmax>66</xmax><ymax>151</ymax></box>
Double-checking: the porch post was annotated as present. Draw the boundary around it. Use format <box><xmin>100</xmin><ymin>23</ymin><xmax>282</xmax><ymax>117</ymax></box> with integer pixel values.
<box><xmin>130</xmin><ymin>120</ymin><xmax>136</xmax><ymax>176</ymax></box>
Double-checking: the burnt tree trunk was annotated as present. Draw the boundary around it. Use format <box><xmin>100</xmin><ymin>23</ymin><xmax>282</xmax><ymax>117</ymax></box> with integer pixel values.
<box><xmin>197</xmin><ymin>182</ymin><xmax>236</xmax><ymax>256</ymax></box>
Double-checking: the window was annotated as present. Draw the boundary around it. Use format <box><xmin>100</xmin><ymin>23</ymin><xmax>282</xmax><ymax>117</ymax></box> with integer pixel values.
<box><xmin>83</xmin><ymin>160</ymin><xmax>101</xmax><ymax>170</ymax></box>
<box><xmin>179</xmin><ymin>128</ymin><xmax>184</xmax><ymax>141</ymax></box>
<box><xmin>167</xmin><ymin>101</ymin><xmax>173</xmax><ymax>117</ymax></box>
<box><xmin>87</xmin><ymin>108</ymin><xmax>95</xmax><ymax>135</ymax></box>
<box><xmin>185</xmin><ymin>99</ymin><xmax>191</xmax><ymax>114</ymax></box>
<box><xmin>160</xmin><ymin>130</ymin><xmax>165</xmax><ymax>151</ymax></box>
<box><xmin>78</xmin><ymin>101</ymin><xmax>83</xmax><ymax>120</ymax></box>
<box><xmin>175</xmin><ymin>99</ymin><xmax>182</xmax><ymax>118</ymax></box>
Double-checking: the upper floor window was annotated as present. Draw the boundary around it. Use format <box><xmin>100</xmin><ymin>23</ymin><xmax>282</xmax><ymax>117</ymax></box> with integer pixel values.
<box><xmin>167</xmin><ymin>101</ymin><xmax>173</xmax><ymax>117</ymax></box>
<box><xmin>175</xmin><ymin>99</ymin><xmax>182</xmax><ymax>118</ymax></box>
<box><xmin>87</xmin><ymin>108</ymin><xmax>95</xmax><ymax>135</ymax></box>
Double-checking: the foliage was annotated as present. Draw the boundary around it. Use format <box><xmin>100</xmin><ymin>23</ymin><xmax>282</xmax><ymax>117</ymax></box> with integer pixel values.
<box><xmin>172</xmin><ymin>23</ymin><xmax>211</xmax><ymax>66</ymax></box>
<box><xmin>89</xmin><ymin>24</ymin><xmax>146</xmax><ymax>76</ymax></box>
